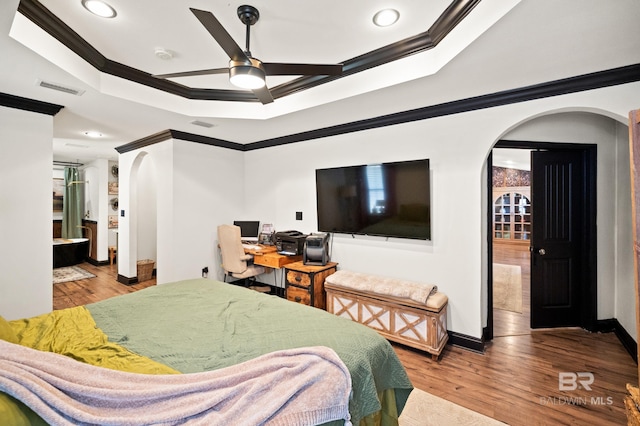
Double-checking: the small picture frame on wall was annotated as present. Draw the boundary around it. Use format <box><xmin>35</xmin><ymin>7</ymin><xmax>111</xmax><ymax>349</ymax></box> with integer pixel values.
<box><xmin>108</xmin><ymin>182</ymin><xmax>119</xmax><ymax>195</ymax></box>
<box><xmin>108</xmin><ymin>215</ymin><xmax>118</xmax><ymax>229</ymax></box>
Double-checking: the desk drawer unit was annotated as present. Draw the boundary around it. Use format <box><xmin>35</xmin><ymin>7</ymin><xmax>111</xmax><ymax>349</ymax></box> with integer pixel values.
<box><xmin>286</xmin><ymin>285</ymin><xmax>311</xmax><ymax>305</ymax></box>
<box><xmin>284</xmin><ymin>261</ymin><xmax>338</xmax><ymax>309</ymax></box>
<box><xmin>286</xmin><ymin>270</ymin><xmax>311</xmax><ymax>287</ymax></box>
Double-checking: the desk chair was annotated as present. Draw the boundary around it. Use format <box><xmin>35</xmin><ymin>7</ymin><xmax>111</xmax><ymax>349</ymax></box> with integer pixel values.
<box><xmin>217</xmin><ymin>224</ymin><xmax>265</xmax><ymax>285</ymax></box>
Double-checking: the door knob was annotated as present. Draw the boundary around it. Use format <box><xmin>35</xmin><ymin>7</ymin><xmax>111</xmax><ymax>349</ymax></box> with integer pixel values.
<box><xmin>538</xmin><ymin>248</ymin><xmax>546</xmax><ymax>255</ymax></box>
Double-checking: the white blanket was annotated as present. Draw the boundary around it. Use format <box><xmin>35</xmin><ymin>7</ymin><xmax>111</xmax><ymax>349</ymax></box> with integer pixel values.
<box><xmin>0</xmin><ymin>340</ymin><xmax>352</xmax><ymax>426</ymax></box>
<box><xmin>326</xmin><ymin>270</ymin><xmax>437</xmax><ymax>305</ymax></box>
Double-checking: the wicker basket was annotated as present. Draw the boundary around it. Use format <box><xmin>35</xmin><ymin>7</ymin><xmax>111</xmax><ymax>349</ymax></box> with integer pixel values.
<box><xmin>137</xmin><ymin>259</ymin><xmax>155</xmax><ymax>282</ymax></box>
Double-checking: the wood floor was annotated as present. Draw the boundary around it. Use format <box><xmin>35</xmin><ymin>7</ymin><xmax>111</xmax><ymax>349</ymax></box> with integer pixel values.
<box><xmin>53</xmin><ymin>262</ymin><xmax>155</xmax><ymax>310</ymax></box>
<box><xmin>54</xmin><ymin>261</ymin><xmax>637</xmax><ymax>425</ymax></box>
<box><xmin>493</xmin><ymin>243</ymin><xmax>531</xmax><ymax>337</ymax></box>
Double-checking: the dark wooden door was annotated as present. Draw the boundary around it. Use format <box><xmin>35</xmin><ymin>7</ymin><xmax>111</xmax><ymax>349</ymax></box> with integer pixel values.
<box><xmin>530</xmin><ymin>150</ymin><xmax>585</xmax><ymax>328</ymax></box>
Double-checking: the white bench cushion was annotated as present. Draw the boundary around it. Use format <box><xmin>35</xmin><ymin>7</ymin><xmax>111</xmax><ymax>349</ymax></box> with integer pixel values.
<box><xmin>325</xmin><ymin>270</ymin><xmax>441</xmax><ymax>306</ymax></box>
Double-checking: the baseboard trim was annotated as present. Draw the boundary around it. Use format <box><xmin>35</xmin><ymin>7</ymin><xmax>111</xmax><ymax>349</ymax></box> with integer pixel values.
<box><xmin>117</xmin><ymin>274</ymin><xmax>137</xmax><ymax>285</ymax></box>
<box><xmin>448</xmin><ymin>331</ymin><xmax>485</xmax><ymax>354</ymax></box>
<box><xmin>85</xmin><ymin>257</ymin><xmax>109</xmax><ymax>266</ymax></box>
<box><xmin>482</xmin><ymin>325</ymin><xmax>491</xmax><ymax>342</ymax></box>
<box><xmin>594</xmin><ymin>318</ymin><xmax>637</xmax><ymax>363</ymax></box>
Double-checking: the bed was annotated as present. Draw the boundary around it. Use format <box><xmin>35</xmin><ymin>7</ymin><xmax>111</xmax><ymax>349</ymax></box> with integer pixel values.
<box><xmin>0</xmin><ymin>278</ymin><xmax>413</xmax><ymax>425</ymax></box>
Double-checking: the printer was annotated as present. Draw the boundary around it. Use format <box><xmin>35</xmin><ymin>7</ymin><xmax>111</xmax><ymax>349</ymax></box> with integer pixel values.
<box><xmin>303</xmin><ymin>233</ymin><xmax>330</xmax><ymax>266</ymax></box>
<box><xmin>275</xmin><ymin>230</ymin><xmax>307</xmax><ymax>255</ymax></box>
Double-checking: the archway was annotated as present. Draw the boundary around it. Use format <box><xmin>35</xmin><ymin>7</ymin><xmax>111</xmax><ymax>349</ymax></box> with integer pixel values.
<box><xmin>484</xmin><ymin>110</ymin><xmax>633</xmax><ymax>340</ymax></box>
<box><xmin>118</xmin><ymin>151</ymin><xmax>158</xmax><ymax>283</ymax></box>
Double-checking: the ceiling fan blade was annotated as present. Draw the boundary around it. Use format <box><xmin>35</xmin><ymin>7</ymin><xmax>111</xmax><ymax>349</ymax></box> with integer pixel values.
<box><xmin>262</xmin><ymin>63</ymin><xmax>343</xmax><ymax>76</ymax></box>
<box><xmin>190</xmin><ymin>8</ymin><xmax>248</xmax><ymax>62</ymax></box>
<box><xmin>252</xmin><ymin>86</ymin><xmax>274</xmax><ymax>104</ymax></box>
<box><xmin>154</xmin><ymin>68</ymin><xmax>229</xmax><ymax>79</ymax></box>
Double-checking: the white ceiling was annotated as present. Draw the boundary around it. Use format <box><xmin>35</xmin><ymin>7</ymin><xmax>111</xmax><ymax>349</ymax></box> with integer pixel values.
<box><xmin>1</xmin><ymin>0</ymin><xmax>639</xmax><ymax>164</ymax></box>
<box><xmin>493</xmin><ymin>149</ymin><xmax>530</xmax><ymax>171</ymax></box>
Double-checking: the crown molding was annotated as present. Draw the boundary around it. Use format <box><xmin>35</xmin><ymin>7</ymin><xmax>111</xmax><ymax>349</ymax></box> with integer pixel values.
<box><xmin>115</xmin><ymin>62</ymin><xmax>640</xmax><ymax>153</ymax></box>
<box><xmin>116</xmin><ymin>129</ymin><xmax>245</xmax><ymax>154</ymax></box>
<box><xmin>0</xmin><ymin>92</ymin><xmax>63</xmax><ymax>115</ymax></box>
<box><xmin>18</xmin><ymin>0</ymin><xmax>479</xmax><ymax>103</ymax></box>
<box><xmin>247</xmin><ymin>63</ymin><xmax>640</xmax><ymax>150</ymax></box>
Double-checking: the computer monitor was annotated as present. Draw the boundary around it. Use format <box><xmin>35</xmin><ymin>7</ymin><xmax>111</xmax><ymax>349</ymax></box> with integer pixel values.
<box><xmin>234</xmin><ymin>221</ymin><xmax>260</xmax><ymax>242</ymax></box>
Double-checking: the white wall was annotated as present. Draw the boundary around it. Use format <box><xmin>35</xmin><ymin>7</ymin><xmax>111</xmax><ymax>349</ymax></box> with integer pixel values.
<box><xmin>119</xmin><ymin>139</ymin><xmax>245</xmax><ymax>284</ymax></box>
<box><xmin>83</xmin><ymin>162</ymin><xmax>100</xmax><ymax>222</ymax></box>
<box><xmin>614</xmin><ymin>120</ymin><xmax>636</xmax><ymax>340</ymax></box>
<box><xmin>243</xmin><ymin>82</ymin><xmax>639</xmax><ymax>339</ymax></box>
<box><xmin>82</xmin><ymin>158</ymin><xmax>112</xmax><ymax>262</ymax></box>
<box><xmin>0</xmin><ymin>106</ymin><xmax>53</xmax><ymax>320</ymax></box>
<box><xmin>171</xmin><ymin>140</ymin><xmax>246</xmax><ymax>282</ymax></box>
<box><xmin>136</xmin><ymin>156</ymin><xmax>157</xmax><ymax>263</ymax></box>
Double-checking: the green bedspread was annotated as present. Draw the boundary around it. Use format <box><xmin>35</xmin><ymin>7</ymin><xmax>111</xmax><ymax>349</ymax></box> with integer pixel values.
<box><xmin>87</xmin><ymin>279</ymin><xmax>413</xmax><ymax>425</ymax></box>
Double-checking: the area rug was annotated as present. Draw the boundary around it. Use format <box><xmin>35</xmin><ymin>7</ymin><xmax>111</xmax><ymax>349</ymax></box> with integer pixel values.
<box><xmin>399</xmin><ymin>388</ymin><xmax>506</xmax><ymax>425</ymax></box>
<box><xmin>493</xmin><ymin>263</ymin><xmax>522</xmax><ymax>313</ymax></box>
<box><xmin>53</xmin><ymin>266</ymin><xmax>96</xmax><ymax>284</ymax></box>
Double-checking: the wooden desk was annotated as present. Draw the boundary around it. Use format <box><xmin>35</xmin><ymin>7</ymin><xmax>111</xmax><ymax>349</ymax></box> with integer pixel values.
<box><xmin>244</xmin><ymin>245</ymin><xmax>302</xmax><ymax>289</ymax></box>
<box><xmin>244</xmin><ymin>245</ymin><xmax>302</xmax><ymax>269</ymax></box>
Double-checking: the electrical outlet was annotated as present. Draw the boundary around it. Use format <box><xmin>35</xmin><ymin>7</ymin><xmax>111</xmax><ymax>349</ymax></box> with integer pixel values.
<box><xmin>296</xmin><ymin>211</ymin><xmax>303</xmax><ymax>220</ymax></box>
<box><xmin>202</xmin><ymin>266</ymin><xmax>208</xmax><ymax>278</ymax></box>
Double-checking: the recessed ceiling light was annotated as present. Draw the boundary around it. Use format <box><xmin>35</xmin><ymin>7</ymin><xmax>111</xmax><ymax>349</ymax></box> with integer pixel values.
<box><xmin>81</xmin><ymin>0</ymin><xmax>117</xmax><ymax>18</ymax></box>
<box><xmin>373</xmin><ymin>9</ymin><xmax>400</xmax><ymax>27</ymax></box>
<box><xmin>84</xmin><ymin>131</ymin><xmax>103</xmax><ymax>138</ymax></box>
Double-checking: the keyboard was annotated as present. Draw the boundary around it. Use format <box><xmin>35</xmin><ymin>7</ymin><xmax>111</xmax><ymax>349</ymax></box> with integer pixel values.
<box><xmin>242</xmin><ymin>243</ymin><xmax>262</xmax><ymax>250</ymax></box>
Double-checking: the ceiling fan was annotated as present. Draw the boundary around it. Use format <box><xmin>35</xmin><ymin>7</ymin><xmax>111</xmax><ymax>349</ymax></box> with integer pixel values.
<box><xmin>154</xmin><ymin>5</ymin><xmax>344</xmax><ymax>104</ymax></box>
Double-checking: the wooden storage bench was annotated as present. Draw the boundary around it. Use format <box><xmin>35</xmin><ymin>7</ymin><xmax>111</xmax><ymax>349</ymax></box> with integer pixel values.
<box><xmin>325</xmin><ymin>271</ymin><xmax>448</xmax><ymax>360</ymax></box>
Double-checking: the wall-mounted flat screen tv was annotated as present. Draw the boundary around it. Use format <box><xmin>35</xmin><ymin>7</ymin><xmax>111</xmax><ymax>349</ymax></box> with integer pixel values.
<box><xmin>316</xmin><ymin>159</ymin><xmax>430</xmax><ymax>240</ymax></box>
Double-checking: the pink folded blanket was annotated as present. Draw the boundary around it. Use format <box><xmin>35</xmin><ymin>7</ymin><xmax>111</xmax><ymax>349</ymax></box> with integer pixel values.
<box><xmin>0</xmin><ymin>340</ymin><xmax>352</xmax><ymax>425</ymax></box>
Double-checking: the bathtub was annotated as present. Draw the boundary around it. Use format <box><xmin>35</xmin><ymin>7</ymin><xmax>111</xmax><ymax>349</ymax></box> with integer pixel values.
<box><xmin>53</xmin><ymin>238</ymin><xmax>89</xmax><ymax>268</ymax></box>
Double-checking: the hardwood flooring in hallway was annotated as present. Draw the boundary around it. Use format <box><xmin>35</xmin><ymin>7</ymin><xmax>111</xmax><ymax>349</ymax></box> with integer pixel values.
<box><xmin>493</xmin><ymin>243</ymin><xmax>531</xmax><ymax>337</ymax></box>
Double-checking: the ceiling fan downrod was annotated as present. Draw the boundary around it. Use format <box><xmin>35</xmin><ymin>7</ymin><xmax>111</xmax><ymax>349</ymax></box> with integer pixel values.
<box><xmin>237</xmin><ymin>5</ymin><xmax>259</xmax><ymax>57</ymax></box>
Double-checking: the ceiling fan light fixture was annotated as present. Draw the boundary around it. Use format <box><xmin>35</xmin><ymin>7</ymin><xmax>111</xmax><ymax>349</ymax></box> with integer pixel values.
<box><xmin>81</xmin><ymin>0</ymin><xmax>117</xmax><ymax>18</ymax></box>
<box><xmin>229</xmin><ymin>61</ymin><xmax>266</xmax><ymax>90</ymax></box>
<box><xmin>373</xmin><ymin>9</ymin><xmax>399</xmax><ymax>27</ymax></box>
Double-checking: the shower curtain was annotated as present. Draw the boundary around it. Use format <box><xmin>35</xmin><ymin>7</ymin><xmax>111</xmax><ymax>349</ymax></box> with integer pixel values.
<box><xmin>62</xmin><ymin>167</ymin><xmax>83</xmax><ymax>239</ymax></box>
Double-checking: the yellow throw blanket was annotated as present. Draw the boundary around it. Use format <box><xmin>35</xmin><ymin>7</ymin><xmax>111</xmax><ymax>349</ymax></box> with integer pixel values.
<box><xmin>8</xmin><ymin>306</ymin><xmax>178</xmax><ymax>375</ymax></box>
<box><xmin>0</xmin><ymin>340</ymin><xmax>352</xmax><ymax>426</ymax></box>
